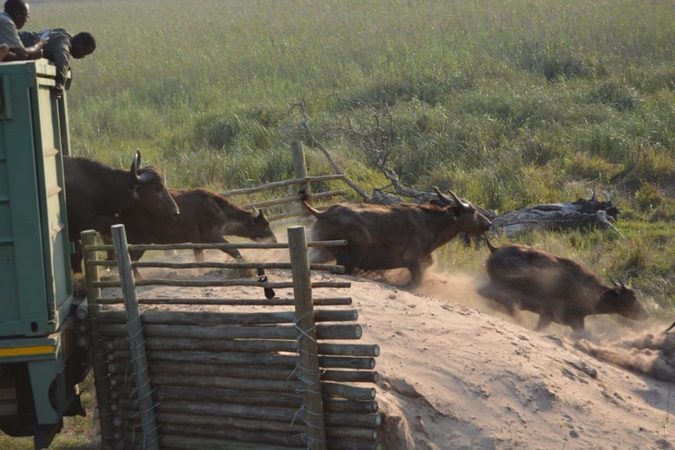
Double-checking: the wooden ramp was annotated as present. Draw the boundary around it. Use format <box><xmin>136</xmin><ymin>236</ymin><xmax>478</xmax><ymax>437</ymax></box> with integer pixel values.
<box><xmin>82</xmin><ymin>226</ymin><xmax>382</xmax><ymax>450</ymax></box>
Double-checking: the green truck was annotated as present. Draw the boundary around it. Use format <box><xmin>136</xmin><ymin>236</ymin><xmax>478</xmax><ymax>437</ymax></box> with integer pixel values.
<box><xmin>0</xmin><ymin>61</ymin><xmax>87</xmax><ymax>448</ymax></box>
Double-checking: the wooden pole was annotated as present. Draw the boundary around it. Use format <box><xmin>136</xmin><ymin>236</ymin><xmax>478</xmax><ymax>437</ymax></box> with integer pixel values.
<box><xmin>288</xmin><ymin>226</ymin><xmax>327</xmax><ymax>449</ymax></box>
<box><xmin>81</xmin><ymin>230</ymin><xmax>115</xmax><ymax>450</ymax></box>
<box><xmin>111</xmin><ymin>224</ymin><xmax>159</xmax><ymax>450</ymax></box>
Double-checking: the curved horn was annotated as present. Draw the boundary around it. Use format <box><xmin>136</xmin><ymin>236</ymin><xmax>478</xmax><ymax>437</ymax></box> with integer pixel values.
<box><xmin>433</xmin><ymin>186</ymin><xmax>452</xmax><ymax>206</ymax></box>
<box><xmin>130</xmin><ymin>151</ymin><xmax>141</xmax><ymax>182</ymax></box>
<box><xmin>447</xmin><ymin>189</ymin><xmax>470</xmax><ymax>210</ymax></box>
<box><xmin>609</xmin><ymin>276</ymin><xmax>625</xmax><ymax>289</ymax></box>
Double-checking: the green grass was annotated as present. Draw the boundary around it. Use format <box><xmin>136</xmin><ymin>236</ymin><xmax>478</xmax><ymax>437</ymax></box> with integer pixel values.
<box><xmin>24</xmin><ymin>0</ymin><xmax>672</xmax><ymax>308</ymax></box>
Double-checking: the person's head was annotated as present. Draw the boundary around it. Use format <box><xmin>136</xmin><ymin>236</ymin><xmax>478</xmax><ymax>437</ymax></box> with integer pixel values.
<box><xmin>71</xmin><ymin>32</ymin><xmax>95</xmax><ymax>59</ymax></box>
<box><xmin>4</xmin><ymin>0</ymin><xmax>29</xmax><ymax>29</ymax></box>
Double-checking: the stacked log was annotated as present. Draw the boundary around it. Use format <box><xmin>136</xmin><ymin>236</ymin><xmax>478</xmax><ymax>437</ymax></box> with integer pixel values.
<box><xmin>98</xmin><ymin>308</ymin><xmax>381</xmax><ymax>449</ymax></box>
<box><xmin>84</xmin><ymin>226</ymin><xmax>382</xmax><ymax>449</ymax></box>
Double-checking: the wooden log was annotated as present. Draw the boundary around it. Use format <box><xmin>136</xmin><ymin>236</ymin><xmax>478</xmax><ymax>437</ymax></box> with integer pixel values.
<box><xmin>109</xmin><ymin>338</ymin><xmax>376</xmax><ymax>356</ymax></box>
<box><xmin>89</xmin><ymin>260</ymin><xmax>346</xmax><ymax>273</ymax></box>
<box><xmin>159</xmin><ymin>422</ymin><xmax>377</xmax><ymax>447</ymax></box>
<box><xmin>139</xmin><ymin>361</ymin><xmax>376</xmax><ymax>384</ymax></box>
<box><xmin>81</xmin><ymin>230</ymin><xmax>116</xmax><ymax>450</ymax></box>
<box><xmin>97</xmin><ymin>309</ymin><xmax>358</xmax><ymax>326</ymax></box>
<box><xmin>94</xmin><ymin>297</ymin><xmax>352</xmax><ymax>306</ymax></box>
<box><xmin>122</xmin><ymin>400</ymin><xmax>381</xmax><ymax>429</ymax></box>
<box><xmin>84</xmin><ymin>239</ymin><xmax>347</xmax><ymax>252</ymax></box>
<box><xmin>114</xmin><ymin>350</ymin><xmax>298</xmax><ymax>367</ymax></box>
<box><xmin>111</xmin><ymin>224</ymin><xmax>159</xmax><ymax>450</ymax></box>
<box><xmin>319</xmin><ymin>356</ymin><xmax>375</xmax><ymax>370</ymax></box>
<box><xmin>159</xmin><ymin>412</ymin><xmax>304</xmax><ymax>433</ymax></box>
<box><xmin>219</xmin><ymin>174</ymin><xmax>345</xmax><ymax>197</ymax></box>
<box><xmin>149</xmin><ymin>373</ymin><xmax>297</xmax><ymax>392</ymax></box>
<box><xmin>327</xmin><ymin>440</ymin><xmax>382</xmax><ymax>450</ymax></box>
<box><xmin>159</xmin><ymin>423</ymin><xmax>304</xmax><ymax>447</ymax></box>
<box><xmin>92</xmin><ymin>279</ymin><xmax>351</xmax><ymax>289</ymax></box>
<box><xmin>121</xmin><ymin>385</ymin><xmax>378</xmax><ymax>414</ymax></box>
<box><xmin>97</xmin><ymin>323</ymin><xmax>363</xmax><ymax>340</ymax></box>
<box><xmin>322</xmin><ymin>370</ymin><xmax>379</xmax><ymax>383</ymax></box>
<box><xmin>119</xmin><ymin>385</ymin><xmax>302</xmax><ymax>407</ymax></box>
<box><xmin>322</xmin><ymin>383</ymin><xmax>377</xmax><ymax>401</ymax></box>
<box><xmin>288</xmin><ymin>226</ymin><xmax>327</xmax><ymax>450</ymax></box>
<box><xmin>159</xmin><ymin>434</ymin><xmax>302</xmax><ymax>450</ymax></box>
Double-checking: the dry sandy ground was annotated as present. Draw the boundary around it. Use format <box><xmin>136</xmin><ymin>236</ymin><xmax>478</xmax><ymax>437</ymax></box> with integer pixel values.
<box><xmin>102</xmin><ymin>248</ymin><xmax>674</xmax><ymax>450</ymax></box>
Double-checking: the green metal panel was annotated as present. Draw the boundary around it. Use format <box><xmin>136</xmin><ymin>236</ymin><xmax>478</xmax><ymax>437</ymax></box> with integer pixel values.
<box><xmin>0</xmin><ymin>61</ymin><xmax>72</xmax><ymax>338</ymax></box>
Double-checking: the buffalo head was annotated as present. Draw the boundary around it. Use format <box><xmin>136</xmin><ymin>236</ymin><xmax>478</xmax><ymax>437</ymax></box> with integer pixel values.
<box><xmin>130</xmin><ymin>151</ymin><xmax>180</xmax><ymax>218</ymax></box>
<box><xmin>599</xmin><ymin>280</ymin><xmax>648</xmax><ymax>321</ymax></box>
<box><xmin>433</xmin><ymin>187</ymin><xmax>492</xmax><ymax>235</ymax></box>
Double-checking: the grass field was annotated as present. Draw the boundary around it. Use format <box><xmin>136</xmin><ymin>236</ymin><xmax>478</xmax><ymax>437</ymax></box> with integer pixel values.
<box><xmin>28</xmin><ymin>0</ymin><xmax>674</xmax><ymax>311</ymax></box>
<box><xmin>1</xmin><ymin>0</ymin><xmax>672</xmax><ymax>446</ymax></box>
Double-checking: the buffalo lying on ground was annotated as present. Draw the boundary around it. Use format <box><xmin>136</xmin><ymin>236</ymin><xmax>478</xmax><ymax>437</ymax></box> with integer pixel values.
<box><xmin>300</xmin><ymin>188</ymin><xmax>491</xmax><ymax>288</ymax></box>
<box><xmin>64</xmin><ymin>151</ymin><xmax>179</xmax><ymax>272</ymax></box>
<box><xmin>98</xmin><ymin>188</ymin><xmax>277</xmax><ymax>263</ymax></box>
<box><xmin>478</xmin><ymin>238</ymin><xmax>649</xmax><ymax>331</ymax></box>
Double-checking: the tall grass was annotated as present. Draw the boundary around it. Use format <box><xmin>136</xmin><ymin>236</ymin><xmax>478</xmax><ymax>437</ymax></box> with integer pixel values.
<box><xmin>23</xmin><ymin>0</ymin><xmax>673</xmax><ymax>309</ymax></box>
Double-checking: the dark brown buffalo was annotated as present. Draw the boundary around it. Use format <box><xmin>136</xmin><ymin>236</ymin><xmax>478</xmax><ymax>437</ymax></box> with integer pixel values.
<box><xmin>99</xmin><ymin>188</ymin><xmax>277</xmax><ymax>263</ymax></box>
<box><xmin>300</xmin><ymin>188</ymin><xmax>491</xmax><ymax>288</ymax></box>
<box><xmin>64</xmin><ymin>151</ymin><xmax>179</xmax><ymax>272</ymax></box>
<box><xmin>478</xmin><ymin>238</ymin><xmax>649</xmax><ymax>331</ymax></box>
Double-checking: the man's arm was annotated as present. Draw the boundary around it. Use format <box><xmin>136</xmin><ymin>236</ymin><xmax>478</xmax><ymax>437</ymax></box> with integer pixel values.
<box><xmin>49</xmin><ymin>39</ymin><xmax>71</xmax><ymax>97</ymax></box>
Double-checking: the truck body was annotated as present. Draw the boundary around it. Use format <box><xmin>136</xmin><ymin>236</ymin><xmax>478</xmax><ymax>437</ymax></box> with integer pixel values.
<box><xmin>0</xmin><ymin>60</ymin><xmax>86</xmax><ymax>448</ymax></box>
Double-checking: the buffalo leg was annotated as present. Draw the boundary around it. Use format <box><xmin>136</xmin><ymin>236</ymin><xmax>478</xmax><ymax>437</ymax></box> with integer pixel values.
<box><xmin>193</xmin><ymin>249</ymin><xmax>205</xmax><ymax>263</ymax></box>
<box><xmin>566</xmin><ymin>316</ymin><xmax>585</xmax><ymax>332</ymax></box>
<box><xmin>70</xmin><ymin>241</ymin><xmax>83</xmax><ymax>273</ymax></box>
<box><xmin>214</xmin><ymin>237</ymin><xmax>243</xmax><ymax>260</ymax></box>
<box><xmin>334</xmin><ymin>249</ymin><xmax>362</xmax><ymax>275</ymax></box>
<box><xmin>476</xmin><ymin>282</ymin><xmax>520</xmax><ymax>316</ymax></box>
<box><xmin>407</xmin><ymin>262</ymin><xmax>424</xmax><ymax>289</ymax></box>
<box><xmin>535</xmin><ymin>313</ymin><xmax>553</xmax><ymax>331</ymax></box>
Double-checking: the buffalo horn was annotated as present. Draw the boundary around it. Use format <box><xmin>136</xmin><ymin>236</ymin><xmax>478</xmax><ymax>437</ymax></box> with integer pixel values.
<box><xmin>433</xmin><ymin>187</ymin><xmax>470</xmax><ymax>210</ymax></box>
<box><xmin>609</xmin><ymin>276</ymin><xmax>627</xmax><ymax>290</ymax></box>
<box><xmin>131</xmin><ymin>151</ymin><xmax>141</xmax><ymax>182</ymax></box>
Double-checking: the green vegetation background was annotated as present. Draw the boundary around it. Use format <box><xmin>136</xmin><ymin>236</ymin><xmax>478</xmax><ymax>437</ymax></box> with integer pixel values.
<box><xmin>4</xmin><ymin>0</ymin><xmax>673</xmax><ymax>446</ymax></box>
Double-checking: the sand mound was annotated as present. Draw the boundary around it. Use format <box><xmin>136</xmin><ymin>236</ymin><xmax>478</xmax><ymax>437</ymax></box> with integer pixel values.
<box><xmin>101</xmin><ymin>251</ymin><xmax>674</xmax><ymax>449</ymax></box>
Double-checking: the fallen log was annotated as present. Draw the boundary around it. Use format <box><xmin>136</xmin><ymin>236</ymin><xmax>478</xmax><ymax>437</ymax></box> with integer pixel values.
<box><xmin>490</xmin><ymin>195</ymin><xmax>621</xmax><ymax>237</ymax></box>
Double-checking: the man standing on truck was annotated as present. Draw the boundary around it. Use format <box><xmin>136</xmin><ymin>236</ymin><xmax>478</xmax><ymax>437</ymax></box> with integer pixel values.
<box><xmin>0</xmin><ymin>0</ymin><xmax>45</xmax><ymax>60</ymax></box>
<box><xmin>20</xmin><ymin>29</ymin><xmax>96</xmax><ymax>98</ymax></box>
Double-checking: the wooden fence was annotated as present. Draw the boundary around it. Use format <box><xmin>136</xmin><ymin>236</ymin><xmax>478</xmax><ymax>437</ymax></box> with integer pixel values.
<box><xmin>81</xmin><ymin>223</ymin><xmax>382</xmax><ymax>450</ymax></box>
<box><xmin>220</xmin><ymin>141</ymin><xmax>361</xmax><ymax>225</ymax></box>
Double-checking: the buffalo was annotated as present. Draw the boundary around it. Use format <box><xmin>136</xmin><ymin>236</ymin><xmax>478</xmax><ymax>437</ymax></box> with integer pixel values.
<box><xmin>64</xmin><ymin>151</ymin><xmax>179</xmax><ymax>272</ymax></box>
<box><xmin>300</xmin><ymin>188</ymin><xmax>491</xmax><ymax>288</ymax></box>
<box><xmin>98</xmin><ymin>188</ymin><xmax>277</xmax><ymax>264</ymax></box>
<box><xmin>478</xmin><ymin>238</ymin><xmax>649</xmax><ymax>332</ymax></box>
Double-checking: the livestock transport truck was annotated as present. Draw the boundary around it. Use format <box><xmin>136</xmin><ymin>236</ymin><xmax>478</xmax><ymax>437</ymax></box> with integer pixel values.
<box><xmin>0</xmin><ymin>61</ymin><xmax>88</xmax><ymax>448</ymax></box>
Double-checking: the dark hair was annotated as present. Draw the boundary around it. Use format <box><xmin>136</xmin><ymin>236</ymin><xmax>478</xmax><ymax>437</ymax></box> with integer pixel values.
<box><xmin>72</xmin><ymin>32</ymin><xmax>96</xmax><ymax>51</ymax></box>
<box><xmin>4</xmin><ymin>0</ymin><xmax>27</xmax><ymax>16</ymax></box>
